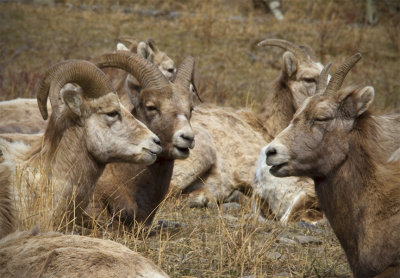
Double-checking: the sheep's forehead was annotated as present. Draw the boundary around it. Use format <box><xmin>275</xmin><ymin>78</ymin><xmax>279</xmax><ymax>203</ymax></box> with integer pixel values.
<box><xmin>297</xmin><ymin>61</ymin><xmax>323</xmax><ymax>78</ymax></box>
<box><xmin>297</xmin><ymin>96</ymin><xmax>335</xmax><ymax>119</ymax></box>
<box><xmin>154</xmin><ymin>52</ymin><xmax>173</xmax><ymax>65</ymax></box>
<box><xmin>143</xmin><ymin>87</ymin><xmax>191</xmax><ymax>109</ymax></box>
<box><xmin>312</xmin><ymin>99</ymin><xmax>336</xmax><ymax>116</ymax></box>
<box><xmin>87</xmin><ymin>93</ymin><xmax>120</xmax><ymax>113</ymax></box>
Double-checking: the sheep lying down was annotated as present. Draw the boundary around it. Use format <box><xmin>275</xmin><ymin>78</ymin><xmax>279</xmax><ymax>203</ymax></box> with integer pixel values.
<box><xmin>0</xmin><ymin>228</ymin><xmax>169</xmax><ymax>278</ymax></box>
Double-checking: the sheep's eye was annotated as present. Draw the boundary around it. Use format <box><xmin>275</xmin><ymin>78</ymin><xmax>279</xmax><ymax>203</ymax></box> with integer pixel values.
<box><xmin>303</xmin><ymin>77</ymin><xmax>316</xmax><ymax>83</ymax></box>
<box><xmin>313</xmin><ymin>117</ymin><xmax>332</xmax><ymax>123</ymax></box>
<box><xmin>146</xmin><ymin>105</ymin><xmax>157</xmax><ymax>112</ymax></box>
<box><xmin>106</xmin><ymin>111</ymin><xmax>120</xmax><ymax>118</ymax></box>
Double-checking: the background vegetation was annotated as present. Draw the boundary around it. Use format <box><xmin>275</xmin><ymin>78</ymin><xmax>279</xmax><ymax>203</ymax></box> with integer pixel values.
<box><xmin>1</xmin><ymin>0</ymin><xmax>399</xmax><ymax>277</ymax></box>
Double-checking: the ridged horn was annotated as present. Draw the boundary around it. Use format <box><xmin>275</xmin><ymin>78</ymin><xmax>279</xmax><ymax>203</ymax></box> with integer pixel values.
<box><xmin>316</xmin><ymin>62</ymin><xmax>332</xmax><ymax>94</ymax></box>
<box><xmin>37</xmin><ymin>60</ymin><xmax>115</xmax><ymax>120</ymax></box>
<box><xmin>258</xmin><ymin>39</ymin><xmax>309</xmax><ymax>60</ymax></box>
<box><xmin>93</xmin><ymin>51</ymin><xmax>169</xmax><ymax>90</ymax></box>
<box><xmin>325</xmin><ymin>53</ymin><xmax>362</xmax><ymax>96</ymax></box>
<box><xmin>173</xmin><ymin>56</ymin><xmax>195</xmax><ymax>90</ymax></box>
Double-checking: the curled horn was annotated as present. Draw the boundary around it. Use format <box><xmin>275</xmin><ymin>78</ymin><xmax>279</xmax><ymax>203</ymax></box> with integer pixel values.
<box><xmin>173</xmin><ymin>56</ymin><xmax>202</xmax><ymax>102</ymax></box>
<box><xmin>93</xmin><ymin>51</ymin><xmax>169</xmax><ymax>90</ymax></box>
<box><xmin>257</xmin><ymin>39</ymin><xmax>309</xmax><ymax>60</ymax></box>
<box><xmin>316</xmin><ymin>62</ymin><xmax>332</xmax><ymax>94</ymax></box>
<box><xmin>37</xmin><ymin>60</ymin><xmax>114</xmax><ymax>120</ymax></box>
<box><xmin>173</xmin><ymin>56</ymin><xmax>194</xmax><ymax>90</ymax></box>
<box><xmin>325</xmin><ymin>53</ymin><xmax>362</xmax><ymax>96</ymax></box>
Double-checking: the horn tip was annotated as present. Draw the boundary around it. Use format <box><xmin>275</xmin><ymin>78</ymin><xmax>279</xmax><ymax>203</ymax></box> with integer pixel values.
<box><xmin>257</xmin><ymin>40</ymin><xmax>268</xmax><ymax>47</ymax></box>
<box><xmin>40</xmin><ymin>109</ymin><xmax>48</xmax><ymax>120</ymax></box>
<box><xmin>325</xmin><ymin>62</ymin><xmax>332</xmax><ymax>69</ymax></box>
<box><xmin>354</xmin><ymin>52</ymin><xmax>362</xmax><ymax>60</ymax></box>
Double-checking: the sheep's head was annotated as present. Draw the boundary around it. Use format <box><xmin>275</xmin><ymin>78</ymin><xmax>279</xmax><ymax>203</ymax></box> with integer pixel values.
<box><xmin>258</xmin><ymin>39</ymin><xmax>326</xmax><ymax>110</ymax></box>
<box><xmin>94</xmin><ymin>52</ymin><xmax>195</xmax><ymax>160</ymax></box>
<box><xmin>118</xmin><ymin>38</ymin><xmax>176</xmax><ymax>85</ymax></box>
<box><xmin>36</xmin><ymin>60</ymin><xmax>162</xmax><ymax>165</ymax></box>
<box><xmin>265</xmin><ymin>53</ymin><xmax>367</xmax><ymax>178</ymax></box>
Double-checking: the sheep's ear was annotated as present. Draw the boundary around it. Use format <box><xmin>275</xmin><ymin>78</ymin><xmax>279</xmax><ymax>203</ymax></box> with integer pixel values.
<box><xmin>137</xmin><ymin>41</ymin><xmax>154</xmax><ymax>61</ymax></box>
<box><xmin>353</xmin><ymin>86</ymin><xmax>375</xmax><ymax>116</ymax></box>
<box><xmin>342</xmin><ymin>86</ymin><xmax>375</xmax><ymax>118</ymax></box>
<box><xmin>282</xmin><ymin>51</ymin><xmax>297</xmax><ymax>78</ymax></box>
<box><xmin>117</xmin><ymin>42</ymin><xmax>129</xmax><ymax>51</ymax></box>
<box><xmin>63</xmin><ymin>90</ymin><xmax>83</xmax><ymax>117</ymax></box>
<box><xmin>146</xmin><ymin>38</ymin><xmax>159</xmax><ymax>53</ymax></box>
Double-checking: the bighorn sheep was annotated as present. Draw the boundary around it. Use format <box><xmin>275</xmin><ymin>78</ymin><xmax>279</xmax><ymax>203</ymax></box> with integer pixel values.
<box><xmin>0</xmin><ymin>38</ymin><xmax>175</xmax><ymax>135</ymax></box>
<box><xmin>0</xmin><ymin>98</ymin><xmax>50</xmax><ymax>134</ymax></box>
<box><xmin>86</xmin><ymin>51</ymin><xmax>195</xmax><ymax>226</ymax></box>
<box><xmin>266</xmin><ymin>53</ymin><xmax>400</xmax><ymax>277</ymax></box>
<box><xmin>0</xmin><ymin>155</ymin><xmax>169</xmax><ymax>278</ymax></box>
<box><xmin>0</xmin><ymin>59</ymin><xmax>161</xmax><ymax>225</ymax></box>
<box><xmin>112</xmin><ymin>38</ymin><xmax>177</xmax><ymax>113</ymax></box>
<box><xmin>171</xmin><ymin>39</ymin><xmax>325</xmax><ymax>223</ymax></box>
<box><xmin>0</xmin><ymin>229</ymin><xmax>169</xmax><ymax>278</ymax></box>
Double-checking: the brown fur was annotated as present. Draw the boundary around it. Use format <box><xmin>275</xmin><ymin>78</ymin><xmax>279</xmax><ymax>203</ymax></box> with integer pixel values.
<box><xmin>0</xmin><ymin>159</ymin><xmax>168</xmax><ymax>278</ymax></box>
<box><xmin>1</xmin><ymin>77</ymin><xmax>159</xmax><ymax>227</ymax></box>
<box><xmin>0</xmin><ymin>131</ymin><xmax>168</xmax><ymax>278</ymax></box>
<box><xmin>170</xmin><ymin>48</ymin><xmax>325</xmax><ymax>220</ymax></box>
<box><xmin>0</xmin><ymin>229</ymin><xmax>169</xmax><ymax>278</ymax></box>
<box><xmin>0</xmin><ymin>133</ymin><xmax>43</xmax><ymax>146</ymax></box>
<box><xmin>88</xmin><ymin>64</ymin><xmax>194</xmax><ymax>227</ymax></box>
<box><xmin>267</xmin><ymin>85</ymin><xmax>400</xmax><ymax>276</ymax></box>
<box><xmin>0</xmin><ymin>98</ymin><xmax>50</xmax><ymax>134</ymax></box>
<box><xmin>0</xmin><ymin>39</ymin><xmax>174</xmax><ymax>137</ymax></box>
<box><xmin>0</xmin><ymin>158</ymin><xmax>15</xmax><ymax>240</ymax></box>
<box><xmin>389</xmin><ymin>148</ymin><xmax>400</xmax><ymax>162</ymax></box>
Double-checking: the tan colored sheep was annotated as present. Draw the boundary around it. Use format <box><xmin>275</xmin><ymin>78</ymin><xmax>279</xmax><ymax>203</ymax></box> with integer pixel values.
<box><xmin>266</xmin><ymin>53</ymin><xmax>400</xmax><ymax>277</ymax></box>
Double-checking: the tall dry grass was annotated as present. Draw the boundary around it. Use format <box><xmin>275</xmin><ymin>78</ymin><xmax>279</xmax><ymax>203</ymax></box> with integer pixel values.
<box><xmin>8</xmin><ymin>154</ymin><xmax>351</xmax><ymax>277</ymax></box>
<box><xmin>1</xmin><ymin>0</ymin><xmax>398</xmax><ymax>276</ymax></box>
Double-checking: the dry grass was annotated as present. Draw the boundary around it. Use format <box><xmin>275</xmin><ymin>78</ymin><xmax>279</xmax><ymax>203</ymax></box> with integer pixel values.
<box><xmin>1</xmin><ymin>0</ymin><xmax>399</xmax><ymax>277</ymax></box>
<box><xmin>14</xmin><ymin>173</ymin><xmax>352</xmax><ymax>277</ymax></box>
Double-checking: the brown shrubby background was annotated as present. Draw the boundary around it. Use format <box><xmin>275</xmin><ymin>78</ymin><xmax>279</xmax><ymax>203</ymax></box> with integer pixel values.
<box><xmin>1</xmin><ymin>0</ymin><xmax>399</xmax><ymax>110</ymax></box>
<box><xmin>0</xmin><ymin>0</ymin><xmax>398</xmax><ymax>277</ymax></box>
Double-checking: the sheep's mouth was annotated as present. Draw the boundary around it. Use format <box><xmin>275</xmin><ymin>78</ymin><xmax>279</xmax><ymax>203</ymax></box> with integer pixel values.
<box><xmin>174</xmin><ymin>146</ymin><xmax>190</xmax><ymax>155</ymax></box>
<box><xmin>173</xmin><ymin>145</ymin><xmax>190</xmax><ymax>158</ymax></box>
<box><xmin>269</xmin><ymin>162</ymin><xmax>288</xmax><ymax>177</ymax></box>
<box><xmin>144</xmin><ymin>148</ymin><xmax>160</xmax><ymax>157</ymax></box>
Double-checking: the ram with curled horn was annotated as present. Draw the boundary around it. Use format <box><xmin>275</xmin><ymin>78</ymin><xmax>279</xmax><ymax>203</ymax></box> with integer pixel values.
<box><xmin>0</xmin><ymin>38</ymin><xmax>177</xmax><ymax>135</ymax></box>
<box><xmin>0</xmin><ymin>59</ymin><xmax>161</xmax><ymax>226</ymax></box>
<box><xmin>265</xmin><ymin>53</ymin><xmax>400</xmax><ymax>277</ymax></box>
<box><xmin>85</xmin><ymin>51</ymin><xmax>196</xmax><ymax>227</ymax></box>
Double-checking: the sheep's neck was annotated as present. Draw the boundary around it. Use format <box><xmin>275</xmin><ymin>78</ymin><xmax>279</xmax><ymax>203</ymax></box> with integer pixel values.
<box><xmin>314</xmin><ymin>119</ymin><xmax>400</xmax><ymax>276</ymax></box>
<box><xmin>258</xmin><ymin>77</ymin><xmax>296</xmax><ymax>139</ymax></box>
<box><xmin>135</xmin><ymin>158</ymin><xmax>174</xmax><ymax>225</ymax></box>
<box><xmin>34</xmin><ymin>124</ymin><xmax>104</xmax><ymax>221</ymax></box>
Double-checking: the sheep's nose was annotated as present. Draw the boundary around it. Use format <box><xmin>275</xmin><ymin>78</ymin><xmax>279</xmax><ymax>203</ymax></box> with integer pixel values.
<box><xmin>266</xmin><ymin>146</ymin><xmax>277</xmax><ymax>158</ymax></box>
<box><xmin>153</xmin><ymin>137</ymin><xmax>161</xmax><ymax>146</ymax></box>
<box><xmin>180</xmin><ymin>133</ymin><xmax>194</xmax><ymax>144</ymax></box>
<box><xmin>167</xmin><ymin>68</ymin><xmax>175</xmax><ymax>73</ymax></box>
